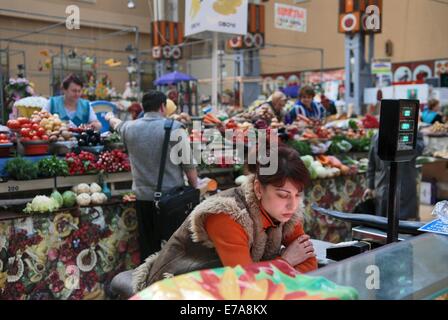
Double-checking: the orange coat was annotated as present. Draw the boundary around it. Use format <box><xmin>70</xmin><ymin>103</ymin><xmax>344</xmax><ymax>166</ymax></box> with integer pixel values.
<box><xmin>205</xmin><ymin>208</ymin><xmax>318</xmax><ymax>273</ymax></box>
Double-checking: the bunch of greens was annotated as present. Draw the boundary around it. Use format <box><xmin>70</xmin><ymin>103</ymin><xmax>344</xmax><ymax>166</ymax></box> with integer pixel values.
<box><xmin>5</xmin><ymin>157</ymin><xmax>38</xmax><ymax>180</ymax></box>
<box><xmin>287</xmin><ymin>140</ymin><xmax>312</xmax><ymax>156</ymax></box>
<box><xmin>105</xmin><ymin>132</ymin><xmax>121</xmax><ymax>144</ymax></box>
<box><xmin>346</xmin><ymin>137</ymin><xmax>372</xmax><ymax>153</ymax></box>
<box><xmin>37</xmin><ymin>156</ymin><xmax>69</xmax><ymax>178</ymax></box>
<box><xmin>328</xmin><ymin>136</ymin><xmax>353</xmax><ymax>155</ymax></box>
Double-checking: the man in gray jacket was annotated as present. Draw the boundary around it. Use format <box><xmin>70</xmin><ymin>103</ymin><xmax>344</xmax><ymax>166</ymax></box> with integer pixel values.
<box><xmin>106</xmin><ymin>90</ymin><xmax>198</xmax><ymax>261</ymax></box>
<box><xmin>363</xmin><ymin>132</ymin><xmax>425</xmax><ymax>220</ymax></box>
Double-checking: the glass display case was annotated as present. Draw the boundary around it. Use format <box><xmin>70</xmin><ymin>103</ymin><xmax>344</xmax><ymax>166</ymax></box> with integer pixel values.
<box><xmin>309</xmin><ymin>234</ymin><xmax>448</xmax><ymax>300</ymax></box>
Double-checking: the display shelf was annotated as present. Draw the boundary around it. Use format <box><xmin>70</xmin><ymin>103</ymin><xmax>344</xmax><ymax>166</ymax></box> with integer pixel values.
<box><xmin>0</xmin><ymin>172</ymin><xmax>132</xmax><ymax>195</ymax></box>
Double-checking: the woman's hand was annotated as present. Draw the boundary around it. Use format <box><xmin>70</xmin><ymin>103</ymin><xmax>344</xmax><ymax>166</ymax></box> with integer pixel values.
<box><xmin>281</xmin><ymin>235</ymin><xmax>315</xmax><ymax>266</ymax></box>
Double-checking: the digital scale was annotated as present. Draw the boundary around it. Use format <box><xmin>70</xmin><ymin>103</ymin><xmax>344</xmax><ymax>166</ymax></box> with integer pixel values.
<box><xmin>378</xmin><ymin>99</ymin><xmax>420</xmax><ymax>243</ymax></box>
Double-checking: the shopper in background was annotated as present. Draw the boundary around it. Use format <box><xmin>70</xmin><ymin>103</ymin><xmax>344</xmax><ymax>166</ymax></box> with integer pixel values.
<box><xmin>363</xmin><ymin>132</ymin><xmax>425</xmax><ymax>220</ymax></box>
<box><xmin>43</xmin><ymin>74</ymin><xmax>102</xmax><ymax>131</ymax></box>
<box><xmin>321</xmin><ymin>95</ymin><xmax>338</xmax><ymax>117</ymax></box>
<box><xmin>131</xmin><ymin>146</ymin><xmax>317</xmax><ymax>292</ymax></box>
<box><xmin>421</xmin><ymin>99</ymin><xmax>445</xmax><ymax>124</ymax></box>
<box><xmin>106</xmin><ymin>90</ymin><xmax>198</xmax><ymax>262</ymax></box>
<box><xmin>289</xmin><ymin>86</ymin><xmax>326</xmax><ymax>122</ymax></box>
<box><xmin>255</xmin><ymin>91</ymin><xmax>288</xmax><ymax>123</ymax></box>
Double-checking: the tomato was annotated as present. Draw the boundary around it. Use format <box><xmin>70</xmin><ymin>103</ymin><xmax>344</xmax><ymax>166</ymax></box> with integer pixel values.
<box><xmin>0</xmin><ymin>134</ymin><xmax>8</xmax><ymax>140</ymax></box>
<box><xmin>31</xmin><ymin>123</ymin><xmax>40</xmax><ymax>131</ymax></box>
<box><xmin>28</xmin><ymin>130</ymin><xmax>37</xmax><ymax>137</ymax></box>
<box><xmin>7</xmin><ymin>120</ymin><xmax>20</xmax><ymax>130</ymax></box>
<box><xmin>21</xmin><ymin>137</ymin><xmax>30</xmax><ymax>143</ymax></box>
<box><xmin>41</xmin><ymin>135</ymin><xmax>49</xmax><ymax>141</ymax></box>
<box><xmin>0</xmin><ymin>139</ymin><xmax>9</xmax><ymax>144</ymax></box>
<box><xmin>31</xmin><ymin>135</ymin><xmax>40</xmax><ymax>141</ymax></box>
<box><xmin>17</xmin><ymin>117</ymin><xmax>30</xmax><ymax>125</ymax></box>
<box><xmin>20</xmin><ymin>128</ymin><xmax>31</xmax><ymax>137</ymax></box>
<box><xmin>22</xmin><ymin>123</ymin><xmax>32</xmax><ymax>129</ymax></box>
<box><xmin>37</xmin><ymin>127</ymin><xmax>46</xmax><ymax>137</ymax></box>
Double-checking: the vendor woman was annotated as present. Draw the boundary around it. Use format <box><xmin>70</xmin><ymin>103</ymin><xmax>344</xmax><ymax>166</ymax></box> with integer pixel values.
<box><xmin>132</xmin><ymin>146</ymin><xmax>317</xmax><ymax>293</ymax></box>
<box><xmin>42</xmin><ymin>74</ymin><xmax>102</xmax><ymax>131</ymax></box>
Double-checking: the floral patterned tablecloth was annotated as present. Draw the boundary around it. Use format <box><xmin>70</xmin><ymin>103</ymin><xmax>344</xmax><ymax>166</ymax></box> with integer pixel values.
<box><xmin>131</xmin><ymin>260</ymin><xmax>359</xmax><ymax>300</ymax></box>
<box><xmin>0</xmin><ymin>203</ymin><xmax>140</xmax><ymax>300</ymax></box>
<box><xmin>303</xmin><ymin>174</ymin><xmax>367</xmax><ymax>243</ymax></box>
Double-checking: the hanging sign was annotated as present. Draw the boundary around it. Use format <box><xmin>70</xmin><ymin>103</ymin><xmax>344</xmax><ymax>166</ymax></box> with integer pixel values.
<box><xmin>185</xmin><ymin>0</ymin><xmax>248</xmax><ymax>37</ymax></box>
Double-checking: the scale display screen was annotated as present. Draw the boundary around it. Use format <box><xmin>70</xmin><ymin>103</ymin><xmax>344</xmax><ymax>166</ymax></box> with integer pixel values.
<box><xmin>378</xmin><ymin>100</ymin><xmax>420</xmax><ymax>161</ymax></box>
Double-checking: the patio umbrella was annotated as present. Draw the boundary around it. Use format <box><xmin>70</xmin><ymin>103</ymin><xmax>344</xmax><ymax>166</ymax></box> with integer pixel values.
<box><xmin>154</xmin><ymin>71</ymin><xmax>197</xmax><ymax>86</ymax></box>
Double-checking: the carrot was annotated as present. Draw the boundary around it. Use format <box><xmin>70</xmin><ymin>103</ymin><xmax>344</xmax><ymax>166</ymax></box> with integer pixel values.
<box><xmin>327</xmin><ymin>156</ymin><xmax>343</xmax><ymax>168</ymax></box>
<box><xmin>317</xmin><ymin>155</ymin><xmax>330</xmax><ymax>166</ymax></box>
<box><xmin>207</xmin><ymin>179</ymin><xmax>218</xmax><ymax>192</ymax></box>
<box><xmin>204</xmin><ymin>113</ymin><xmax>221</xmax><ymax>125</ymax></box>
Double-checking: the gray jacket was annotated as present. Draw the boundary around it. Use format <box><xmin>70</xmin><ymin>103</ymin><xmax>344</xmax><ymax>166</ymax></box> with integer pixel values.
<box><xmin>366</xmin><ymin>133</ymin><xmax>425</xmax><ymax>220</ymax></box>
<box><xmin>117</xmin><ymin>112</ymin><xmax>196</xmax><ymax>201</ymax></box>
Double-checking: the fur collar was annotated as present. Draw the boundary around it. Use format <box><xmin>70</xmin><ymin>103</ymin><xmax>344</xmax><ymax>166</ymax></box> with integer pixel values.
<box><xmin>188</xmin><ymin>175</ymin><xmax>304</xmax><ymax>249</ymax></box>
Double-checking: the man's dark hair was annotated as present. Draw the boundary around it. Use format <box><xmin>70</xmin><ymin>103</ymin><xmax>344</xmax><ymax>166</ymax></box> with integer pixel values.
<box><xmin>62</xmin><ymin>74</ymin><xmax>83</xmax><ymax>90</ymax></box>
<box><xmin>142</xmin><ymin>90</ymin><xmax>167</xmax><ymax>112</ymax></box>
<box><xmin>299</xmin><ymin>85</ymin><xmax>315</xmax><ymax>98</ymax></box>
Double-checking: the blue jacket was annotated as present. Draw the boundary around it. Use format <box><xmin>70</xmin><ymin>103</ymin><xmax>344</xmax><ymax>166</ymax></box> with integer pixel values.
<box><xmin>421</xmin><ymin>109</ymin><xmax>438</xmax><ymax>125</ymax></box>
<box><xmin>49</xmin><ymin>96</ymin><xmax>91</xmax><ymax>126</ymax></box>
<box><xmin>289</xmin><ymin>101</ymin><xmax>326</xmax><ymax>122</ymax></box>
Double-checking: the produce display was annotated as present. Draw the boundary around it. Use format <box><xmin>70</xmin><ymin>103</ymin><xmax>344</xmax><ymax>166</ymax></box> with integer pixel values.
<box><xmin>23</xmin><ymin>189</ymin><xmax>76</xmax><ymax>214</ymax></box>
<box><xmin>433</xmin><ymin>151</ymin><xmax>448</xmax><ymax>159</ymax></box>
<box><xmin>65</xmin><ymin>151</ymin><xmax>98</xmax><ymax>175</ymax></box>
<box><xmin>77</xmin><ymin>129</ymin><xmax>102</xmax><ymax>147</ymax></box>
<box><xmin>37</xmin><ymin>156</ymin><xmax>69</xmax><ymax>178</ymax></box>
<box><xmin>72</xmin><ymin>183</ymin><xmax>108</xmax><ymax>206</ymax></box>
<box><xmin>429</xmin><ymin>122</ymin><xmax>448</xmax><ymax>135</ymax></box>
<box><xmin>96</xmin><ymin>150</ymin><xmax>130</xmax><ymax>173</ymax></box>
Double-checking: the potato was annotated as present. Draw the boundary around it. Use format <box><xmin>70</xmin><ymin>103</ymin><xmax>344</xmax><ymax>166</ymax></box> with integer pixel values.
<box><xmin>61</xmin><ymin>131</ymin><xmax>72</xmax><ymax>140</ymax></box>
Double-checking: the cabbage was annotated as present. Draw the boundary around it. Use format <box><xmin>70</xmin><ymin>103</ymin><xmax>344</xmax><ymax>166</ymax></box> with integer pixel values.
<box><xmin>315</xmin><ymin>167</ymin><xmax>328</xmax><ymax>179</ymax></box>
<box><xmin>62</xmin><ymin>191</ymin><xmax>77</xmax><ymax>207</ymax></box>
<box><xmin>23</xmin><ymin>196</ymin><xmax>60</xmax><ymax>214</ymax></box>
<box><xmin>308</xmin><ymin>166</ymin><xmax>318</xmax><ymax>180</ymax></box>
<box><xmin>300</xmin><ymin>156</ymin><xmax>314</xmax><ymax>169</ymax></box>
<box><xmin>51</xmin><ymin>191</ymin><xmax>63</xmax><ymax>207</ymax></box>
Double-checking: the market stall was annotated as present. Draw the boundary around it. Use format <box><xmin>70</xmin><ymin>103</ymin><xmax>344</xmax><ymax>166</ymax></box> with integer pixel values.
<box><xmin>0</xmin><ymin>105</ymin><xmax>138</xmax><ymax>300</ymax></box>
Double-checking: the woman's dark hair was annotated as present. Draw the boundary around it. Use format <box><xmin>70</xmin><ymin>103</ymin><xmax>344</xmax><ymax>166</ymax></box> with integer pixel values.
<box><xmin>248</xmin><ymin>145</ymin><xmax>311</xmax><ymax>190</ymax></box>
<box><xmin>142</xmin><ymin>90</ymin><xmax>167</xmax><ymax>112</ymax></box>
<box><xmin>299</xmin><ymin>85</ymin><xmax>315</xmax><ymax>98</ymax></box>
<box><xmin>62</xmin><ymin>74</ymin><xmax>83</xmax><ymax>90</ymax></box>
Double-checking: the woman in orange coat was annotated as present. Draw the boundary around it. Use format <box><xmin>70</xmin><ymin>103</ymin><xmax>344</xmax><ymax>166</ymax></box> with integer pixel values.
<box><xmin>132</xmin><ymin>146</ymin><xmax>317</xmax><ymax>292</ymax></box>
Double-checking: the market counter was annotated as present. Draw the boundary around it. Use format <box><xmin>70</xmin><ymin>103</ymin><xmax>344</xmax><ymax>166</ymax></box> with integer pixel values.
<box><xmin>0</xmin><ymin>201</ymin><xmax>139</xmax><ymax>300</ymax></box>
<box><xmin>308</xmin><ymin>233</ymin><xmax>448</xmax><ymax>300</ymax></box>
